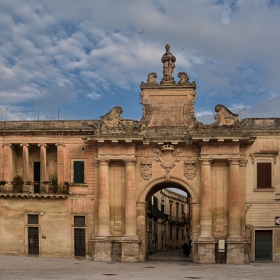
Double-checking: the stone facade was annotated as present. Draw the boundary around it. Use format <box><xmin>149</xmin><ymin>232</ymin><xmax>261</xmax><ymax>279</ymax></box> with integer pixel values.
<box><xmin>1</xmin><ymin>45</ymin><xmax>280</xmax><ymax>263</ymax></box>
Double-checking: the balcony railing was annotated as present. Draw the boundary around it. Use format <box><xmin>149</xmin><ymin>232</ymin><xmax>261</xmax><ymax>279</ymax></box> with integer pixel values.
<box><xmin>147</xmin><ymin>204</ymin><xmax>167</xmax><ymax>221</ymax></box>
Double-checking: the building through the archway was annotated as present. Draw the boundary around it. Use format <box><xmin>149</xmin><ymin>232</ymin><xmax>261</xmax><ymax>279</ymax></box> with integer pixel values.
<box><xmin>1</xmin><ymin>45</ymin><xmax>280</xmax><ymax>264</ymax></box>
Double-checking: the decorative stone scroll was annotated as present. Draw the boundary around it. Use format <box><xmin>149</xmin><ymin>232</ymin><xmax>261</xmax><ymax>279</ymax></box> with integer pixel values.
<box><xmin>140</xmin><ymin>161</ymin><xmax>153</xmax><ymax>180</ymax></box>
<box><xmin>214</xmin><ymin>104</ymin><xmax>239</xmax><ymax>126</ymax></box>
<box><xmin>146</xmin><ymin>72</ymin><xmax>158</xmax><ymax>85</ymax></box>
<box><xmin>177</xmin><ymin>72</ymin><xmax>196</xmax><ymax>87</ymax></box>
<box><xmin>153</xmin><ymin>144</ymin><xmax>183</xmax><ymax>179</ymax></box>
<box><xmin>100</xmin><ymin>106</ymin><xmax>124</xmax><ymax>134</ymax></box>
<box><xmin>184</xmin><ymin>161</ymin><xmax>197</xmax><ymax>180</ymax></box>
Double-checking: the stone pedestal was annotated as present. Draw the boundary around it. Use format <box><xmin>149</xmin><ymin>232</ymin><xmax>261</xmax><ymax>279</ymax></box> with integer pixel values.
<box><xmin>197</xmin><ymin>241</ymin><xmax>216</xmax><ymax>264</ymax></box>
<box><xmin>121</xmin><ymin>241</ymin><xmax>140</xmax><ymax>263</ymax></box>
<box><xmin>93</xmin><ymin>240</ymin><xmax>112</xmax><ymax>262</ymax></box>
<box><xmin>226</xmin><ymin>240</ymin><xmax>245</xmax><ymax>264</ymax></box>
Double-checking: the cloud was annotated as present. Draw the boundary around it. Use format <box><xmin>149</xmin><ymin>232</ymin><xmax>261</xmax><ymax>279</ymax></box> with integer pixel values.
<box><xmin>0</xmin><ymin>0</ymin><xmax>280</xmax><ymax>120</ymax></box>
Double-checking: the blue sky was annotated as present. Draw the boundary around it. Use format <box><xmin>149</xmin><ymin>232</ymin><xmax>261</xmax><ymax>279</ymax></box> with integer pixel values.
<box><xmin>1</xmin><ymin>0</ymin><xmax>280</xmax><ymax>123</ymax></box>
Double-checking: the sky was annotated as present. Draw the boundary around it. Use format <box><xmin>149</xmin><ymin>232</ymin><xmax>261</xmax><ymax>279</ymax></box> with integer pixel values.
<box><xmin>1</xmin><ymin>0</ymin><xmax>280</xmax><ymax>124</ymax></box>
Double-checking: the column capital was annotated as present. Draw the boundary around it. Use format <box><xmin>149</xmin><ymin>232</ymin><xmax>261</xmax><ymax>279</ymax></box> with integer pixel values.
<box><xmin>20</xmin><ymin>143</ymin><xmax>29</xmax><ymax>147</ymax></box>
<box><xmin>124</xmin><ymin>159</ymin><xmax>137</xmax><ymax>166</ymax></box>
<box><xmin>38</xmin><ymin>143</ymin><xmax>48</xmax><ymax>147</ymax></box>
<box><xmin>199</xmin><ymin>158</ymin><xmax>213</xmax><ymax>165</ymax></box>
<box><xmin>228</xmin><ymin>159</ymin><xmax>240</xmax><ymax>165</ymax></box>
<box><xmin>98</xmin><ymin>159</ymin><xmax>110</xmax><ymax>166</ymax></box>
<box><xmin>55</xmin><ymin>143</ymin><xmax>65</xmax><ymax>147</ymax></box>
<box><xmin>239</xmin><ymin>159</ymin><xmax>248</xmax><ymax>167</ymax></box>
<box><xmin>3</xmin><ymin>143</ymin><xmax>12</xmax><ymax>147</ymax></box>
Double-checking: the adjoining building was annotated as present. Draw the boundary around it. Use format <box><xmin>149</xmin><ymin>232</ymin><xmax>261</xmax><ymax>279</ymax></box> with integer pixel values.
<box><xmin>147</xmin><ymin>189</ymin><xmax>189</xmax><ymax>254</ymax></box>
<box><xmin>1</xmin><ymin>45</ymin><xmax>280</xmax><ymax>263</ymax></box>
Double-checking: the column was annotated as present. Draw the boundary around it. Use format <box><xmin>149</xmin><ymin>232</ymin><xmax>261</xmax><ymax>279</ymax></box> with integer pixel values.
<box><xmin>198</xmin><ymin>159</ymin><xmax>214</xmax><ymax>240</ymax></box>
<box><xmin>228</xmin><ymin>160</ymin><xmax>241</xmax><ymax>239</ymax></box>
<box><xmin>239</xmin><ymin>160</ymin><xmax>247</xmax><ymax>237</ymax></box>
<box><xmin>39</xmin><ymin>144</ymin><xmax>47</xmax><ymax>182</ymax></box>
<box><xmin>3</xmin><ymin>144</ymin><xmax>12</xmax><ymax>182</ymax></box>
<box><xmin>98</xmin><ymin>159</ymin><xmax>110</xmax><ymax>236</ymax></box>
<box><xmin>20</xmin><ymin>144</ymin><xmax>29</xmax><ymax>182</ymax></box>
<box><xmin>227</xmin><ymin>159</ymin><xmax>245</xmax><ymax>264</ymax></box>
<box><xmin>124</xmin><ymin>159</ymin><xmax>137</xmax><ymax>237</ymax></box>
<box><xmin>56</xmin><ymin>143</ymin><xmax>65</xmax><ymax>183</ymax></box>
<box><xmin>197</xmin><ymin>159</ymin><xmax>215</xmax><ymax>264</ymax></box>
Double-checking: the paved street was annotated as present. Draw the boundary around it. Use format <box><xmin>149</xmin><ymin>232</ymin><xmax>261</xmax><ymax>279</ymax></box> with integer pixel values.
<box><xmin>0</xmin><ymin>250</ymin><xmax>280</xmax><ymax>280</ymax></box>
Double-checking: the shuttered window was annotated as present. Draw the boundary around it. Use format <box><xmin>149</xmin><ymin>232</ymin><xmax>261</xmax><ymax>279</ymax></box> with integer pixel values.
<box><xmin>257</xmin><ymin>162</ymin><xmax>271</xmax><ymax>188</ymax></box>
<box><xmin>74</xmin><ymin>161</ymin><xmax>84</xmax><ymax>183</ymax></box>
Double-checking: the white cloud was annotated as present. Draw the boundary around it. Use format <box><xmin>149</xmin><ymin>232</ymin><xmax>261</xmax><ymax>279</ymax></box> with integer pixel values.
<box><xmin>0</xmin><ymin>0</ymin><xmax>280</xmax><ymax>120</ymax></box>
<box><xmin>86</xmin><ymin>92</ymin><xmax>102</xmax><ymax>101</ymax></box>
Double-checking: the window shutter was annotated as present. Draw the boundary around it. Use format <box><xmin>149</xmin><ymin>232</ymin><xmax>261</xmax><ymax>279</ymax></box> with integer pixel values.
<box><xmin>257</xmin><ymin>163</ymin><xmax>271</xmax><ymax>188</ymax></box>
<box><xmin>264</xmin><ymin>163</ymin><xmax>271</xmax><ymax>188</ymax></box>
<box><xmin>74</xmin><ymin>161</ymin><xmax>84</xmax><ymax>183</ymax></box>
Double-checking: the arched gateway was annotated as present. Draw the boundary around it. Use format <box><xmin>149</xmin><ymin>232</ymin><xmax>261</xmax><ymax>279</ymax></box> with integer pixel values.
<box><xmin>87</xmin><ymin>45</ymin><xmax>251</xmax><ymax>264</ymax></box>
<box><xmin>4</xmin><ymin>45</ymin><xmax>276</xmax><ymax>264</ymax></box>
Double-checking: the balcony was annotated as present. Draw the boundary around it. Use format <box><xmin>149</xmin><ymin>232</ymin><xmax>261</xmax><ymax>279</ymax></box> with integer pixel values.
<box><xmin>147</xmin><ymin>204</ymin><xmax>167</xmax><ymax>221</ymax></box>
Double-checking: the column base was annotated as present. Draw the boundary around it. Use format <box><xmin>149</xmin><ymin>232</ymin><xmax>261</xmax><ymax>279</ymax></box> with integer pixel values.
<box><xmin>226</xmin><ymin>239</ymin><xmax>246</xmax><ymax>264</ymax></box>
<box><xmin>91</xmin><ymin>235</ymin><xmax>141</xmax><ymax>262</ymax></box>
<box><xmin>92</xmin><ymin>240</ymin><xmax>112</xmax><ymax>262</ymax></box>
<box><xmin>196</xmin><ymin>240</ymin><xmax>216</xmax><ymax>264</ymax></box>
<box><xmin>121</xmin><ymin>241</ymin><xmax>140</xmax><ymax>263</ymax></box>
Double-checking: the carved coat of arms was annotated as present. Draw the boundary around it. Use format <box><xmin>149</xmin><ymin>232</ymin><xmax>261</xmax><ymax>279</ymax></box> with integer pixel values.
<box><xmin>140</xmin><ymin>162</ymin><xmax>153</xmax><ymax>180</ymax></box>
<box><xmin>184</xmin><ymin>161</ymin><xmax>197</xmax><ymax>180</ymax></box>
<box><xmin>153</xmin><ymin>144</ymin><xmax>183</xmax><ymax>179</ymax></box>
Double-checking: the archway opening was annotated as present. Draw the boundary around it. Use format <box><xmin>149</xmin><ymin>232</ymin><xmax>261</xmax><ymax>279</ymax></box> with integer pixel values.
<box><xmin>144</xmin><ymin>181</ymin><xmax>193</xmax><ymax>261</ymax></box>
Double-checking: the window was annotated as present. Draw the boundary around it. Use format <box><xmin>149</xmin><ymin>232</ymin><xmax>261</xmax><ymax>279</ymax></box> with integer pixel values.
<box><xmin>73</xmin><ymin>161</ymin><xmax>84</xmax><ymax>183</ymax></box>
<box><xmin>250</xmin><ymin>153</ymin><xmax>278</xmax><ymax>191</ymax></box>
<box><xmin>161</xmin><ymin>204</ymin><xmax>165</xmax><ymax>213</ymax></box>
<box><xmin>169</xmin><ymin>226</ymin><xmax>172</xmax><ymax>239</ymax></box>
<box><xmin>257</xmin><ymin>163</ymin><xmax>271</xmax><ymax>188</ymax></box>
<box><xmin>153</xmin><ymin>196</ymin><xmax>158</xmax><ymax>209</ymax></box>
<box><xmin>176</xmin><ymin>203</ymin><xmax>179</xmax><ymax>221</ymax></box>
<box><xmin>28</xmin><ymin>214</ymin><xmax>38</xmax><ymax>224</ymax></box>
<box><xmin>176</xmin><ymin>228</ymin><xmax>179</xmax><ymax>240</ymax></box>
<box><xmin>74</xmin><ymin>216</ymin><xmax>85</xmax><ymax>226</ymax></box>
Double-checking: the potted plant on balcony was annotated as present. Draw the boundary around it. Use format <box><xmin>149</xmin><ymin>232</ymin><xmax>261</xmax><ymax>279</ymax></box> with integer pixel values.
<box><xmin>0</xmin><ymin>180</ymin><xmax>6</xmax><ymax>192</ymax></box>
<box><xmin>12</xmin><ymin>175</ymin><xmax>23</xmax><ymax>193</ymax></box>
<box><xmin>49</xmin><ymin>173</ymin><xmax>58</xmax><ymax>193</ymax></box>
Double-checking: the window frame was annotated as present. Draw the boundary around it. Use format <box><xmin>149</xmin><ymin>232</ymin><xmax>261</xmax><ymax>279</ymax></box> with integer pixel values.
<box><xmin>71</xmin><ymin>159</ymin><xmax>86</xmax><ymax>184</ymax></box>
<box><xmin>250</xmin><ymin>153</ymin><xmax>277</xmax><ymax>192</ymax></box>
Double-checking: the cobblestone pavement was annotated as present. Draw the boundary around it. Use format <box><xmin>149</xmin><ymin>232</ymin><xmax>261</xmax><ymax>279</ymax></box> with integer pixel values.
<box><xmin>0</xmin><ymin>250</ymin><xmax>280</xmax><ymax>280</ymax></box>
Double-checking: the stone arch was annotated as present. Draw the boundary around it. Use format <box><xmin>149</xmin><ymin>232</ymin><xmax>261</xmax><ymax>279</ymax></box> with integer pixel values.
<box><xmin>137</xmin><ymin>176</ymin><xmax>199</xmax><ymax>204</ymax></box>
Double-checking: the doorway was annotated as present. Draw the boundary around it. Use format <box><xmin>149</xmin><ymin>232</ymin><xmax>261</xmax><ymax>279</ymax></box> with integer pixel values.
<box><xmin>28</xmin><ymin>227</ymin><xmax>39</xmax><ymax>255</ymax></box>
<box><xmin>74</xmin><ymin>228</ymin><xmax>86</xmax><ymax>257</ymax></box>
<box><xmin>255</xmin><ymin>230</ymin><xmax>273</xmax><ymax>262</ymax></box>
<box><xmin>34</xmin><ymin>162</ymin><xmax>40</xmax><ymax>193</ymax></box>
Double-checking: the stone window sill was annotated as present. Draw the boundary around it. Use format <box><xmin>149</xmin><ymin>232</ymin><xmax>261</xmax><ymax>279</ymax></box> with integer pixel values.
<box><xmin>253</xmin><ymin>188</ymin><xmax>275</xmax><ymax>192</ymax></box>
